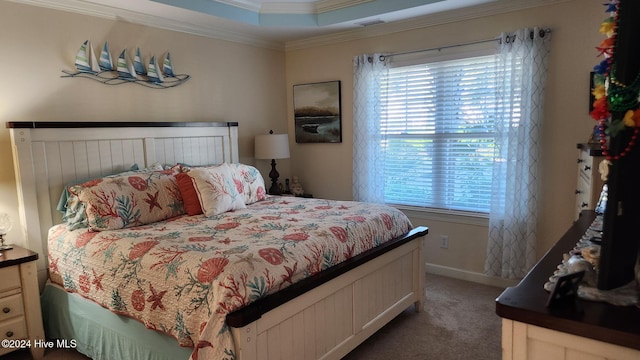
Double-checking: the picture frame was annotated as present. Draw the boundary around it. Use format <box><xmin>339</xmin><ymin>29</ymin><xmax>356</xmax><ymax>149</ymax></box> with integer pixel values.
<box><xmin>546</xmin><ymin>270</ymin><xmax>584</xmax><ymax>311</ymax></box>
<box><xmin>293</xmin><ymin>80</ymin><xmax>342</xmax><ymax>143</ymax></box>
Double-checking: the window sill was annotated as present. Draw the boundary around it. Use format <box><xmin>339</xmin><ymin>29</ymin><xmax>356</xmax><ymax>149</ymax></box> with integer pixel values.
<box><xmin>392</xmin><ymin>205</ymin><xmax>489</xmax><ymax>227</ymax></box>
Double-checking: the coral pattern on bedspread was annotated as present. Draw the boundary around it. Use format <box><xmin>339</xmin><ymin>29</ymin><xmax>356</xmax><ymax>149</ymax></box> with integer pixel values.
<box><xmin>47</xmin><ymin>196</ymin><xmax>413</xmax><ymax>360</ymax></box>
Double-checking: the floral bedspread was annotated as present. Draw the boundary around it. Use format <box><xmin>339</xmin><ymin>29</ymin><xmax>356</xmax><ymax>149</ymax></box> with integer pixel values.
<box><xmin>47</xmin><ymin>196</ymin><xmax>413</xmax><ymax>360</ymax></box>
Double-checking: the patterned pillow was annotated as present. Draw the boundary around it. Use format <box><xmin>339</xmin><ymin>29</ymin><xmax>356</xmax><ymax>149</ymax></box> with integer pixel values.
<box><xmin>188</xmin><ymin>163</ymin><xmax>246</xmax><ymax>217</ymax></box>
<box><xmin>58</xmin><ymin>163</ymin><xmax>166</xmax><ymax>230</ymax></box>
<box><xmin>228</xmin><ymin>163</ymin><xmax>267</xmax><ymax>205</ymax></box>
<box><xmin>70</xmin><ymin>169</ymin><xmax>185</xmax><ymax>231</ymax></box>
<box><xmin>62</xmin><ymin>195</ymin><xmax>88</xmax><ymax>231</ymax></box>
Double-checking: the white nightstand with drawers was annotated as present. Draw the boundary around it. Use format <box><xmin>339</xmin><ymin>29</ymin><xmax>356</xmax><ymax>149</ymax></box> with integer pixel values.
<box><xmin>0</xmin><ymin>246</ymin><xmax>44</xmax><ymax>359</ymax></box>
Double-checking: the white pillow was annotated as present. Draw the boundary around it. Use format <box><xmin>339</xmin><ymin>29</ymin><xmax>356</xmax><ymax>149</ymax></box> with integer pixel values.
<box><xmin>188</xmin><ymin>163</ymin><xmax>246</xmax><ymax>217</ymax></box>
<box><xmin>228</xmin><ymin>163</ymin><xmax>267</xmax><ymax>205</ymax></box>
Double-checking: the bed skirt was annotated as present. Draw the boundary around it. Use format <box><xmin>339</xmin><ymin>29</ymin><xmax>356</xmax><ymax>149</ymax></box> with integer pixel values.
<box><xmin>41</xmin><ymin>282</ymin><xmax>192</xmax><ymax>360</ymax></box>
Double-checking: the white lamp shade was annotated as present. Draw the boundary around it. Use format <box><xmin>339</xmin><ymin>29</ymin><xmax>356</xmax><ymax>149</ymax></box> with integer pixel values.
<box><xmin>255</xmin><ymin>133</ymin><xmax>290</xmax><ymax>160</ymax></box>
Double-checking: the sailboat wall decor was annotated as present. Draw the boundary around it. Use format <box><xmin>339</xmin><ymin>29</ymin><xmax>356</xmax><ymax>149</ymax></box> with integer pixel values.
<box><xmin>99</xmin><ymin>42</ymin><xmax>114</xmax><ymax>71</ymax></box>
<box><xmin>62</xmin><ymin>40</ymin><xmax>190</xmax><ymax>89</ymax></box>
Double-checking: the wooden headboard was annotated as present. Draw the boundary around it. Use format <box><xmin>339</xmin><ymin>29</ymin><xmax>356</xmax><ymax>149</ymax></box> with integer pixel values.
<box><xmin>7</xmin><ymin>121</ymin><xmax>239</xmax><ymax>285</ymax></box>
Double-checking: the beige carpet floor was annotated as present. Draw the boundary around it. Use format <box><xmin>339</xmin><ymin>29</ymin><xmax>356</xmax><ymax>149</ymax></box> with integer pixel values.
<box><xmin>343</xmin><ymin>274</ymin><xmax>504</xmax><ymax>360</ymax></box>
<box><xmin>1</xmin><ymin>274</ymin><xmax>504</xmax><ymax>360</ymax></box>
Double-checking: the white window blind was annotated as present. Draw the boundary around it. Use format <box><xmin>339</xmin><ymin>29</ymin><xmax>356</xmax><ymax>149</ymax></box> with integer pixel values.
<box><xmin>380</xmin><ymin>55</ymin><xmax>500</xmax><ymax>213</ymax></box>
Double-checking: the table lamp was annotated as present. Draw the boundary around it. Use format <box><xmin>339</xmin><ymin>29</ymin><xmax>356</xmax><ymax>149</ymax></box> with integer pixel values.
<box><xmin>255</xmin><ymin>130</ymin><xmax>290</xmax><ymax>195</ymax></box>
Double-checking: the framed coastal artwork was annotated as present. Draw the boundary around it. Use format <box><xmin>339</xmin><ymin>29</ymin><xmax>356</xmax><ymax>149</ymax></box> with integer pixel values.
<box><xmin>293</xmin><ymin>80</ymin><xmax>342</xmax><ymax>143</ymax></box>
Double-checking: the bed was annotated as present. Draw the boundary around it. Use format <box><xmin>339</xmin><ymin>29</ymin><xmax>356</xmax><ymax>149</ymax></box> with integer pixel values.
<box><xmin>7</xmin><ymin>121</ymin><xmax>428</xmax><ymax>360</ymax></box>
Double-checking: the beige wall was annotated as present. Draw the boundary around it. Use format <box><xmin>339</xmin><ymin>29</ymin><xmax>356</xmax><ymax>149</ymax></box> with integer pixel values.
<box><xmin>0</xmin><ymin>1</ymin><xmax>288</xmax><ymax>247</ymax></box>
<box><xmin>1</xmin><ymin>0</ymin><xmax>604</xmax><ymax>280</ymax></box>
<box><xmin>285</xmin><ymin>0</ymin><xmax>603</xmax><ymax>276</ymax></box>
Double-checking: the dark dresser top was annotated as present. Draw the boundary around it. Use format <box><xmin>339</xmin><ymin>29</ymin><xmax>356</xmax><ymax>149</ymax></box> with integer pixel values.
<box><xmin>0</xmin><ymin>246</ymin><xmax>39</xmax><ymax>269</ymax></box>
<box><xmin>496</xmin><ymin>211</ymin><xmax>640</xmax><ymax>350</ymax></box>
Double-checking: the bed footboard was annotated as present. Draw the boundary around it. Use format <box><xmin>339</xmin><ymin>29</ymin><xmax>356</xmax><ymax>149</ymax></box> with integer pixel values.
<box><xmin>230</xmin><ymin>231</ymin><xmax>425</xmax><ymax>360</ymax></box>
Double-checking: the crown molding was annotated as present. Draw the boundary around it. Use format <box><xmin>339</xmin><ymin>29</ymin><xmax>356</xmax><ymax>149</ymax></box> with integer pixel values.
<box><xmin>315</xmin><ymin>0</ymin><xmax>374</xmax><ymax>13</ymax></box>
<box><xmin>216</xmin><ymin>0</ymin><xmax>261</xmax><ymax>12</ymax></box>
<box><xmin>222</xmin><ymin>0</ymin><xmax>374</xmax><ymax>14</ymax></box>
<box><xmin>260</xmin><ymin>2</ymin><xmax>316</xmax><ymax>14</ymax></box>
<box><xmin>8</xmin><ymin>0</ymin><xmax>285</xmax><ymax>50</ymax></box>
<box><xmin>285</xmin><ymin>0</ymin><xmax>570</xmax><ymax>50</ymax></box>
<box><xmin>9</xmin><ymin>0</ymin><xmax>571</xmax><ymax>52</ymax></box>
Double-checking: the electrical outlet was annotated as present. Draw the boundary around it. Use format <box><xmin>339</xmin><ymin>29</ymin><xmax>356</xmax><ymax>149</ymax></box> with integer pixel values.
<box><xmin>440</xmin><ymin>235</ymin><xmax>448</xmax><ymax>249</ymax></box>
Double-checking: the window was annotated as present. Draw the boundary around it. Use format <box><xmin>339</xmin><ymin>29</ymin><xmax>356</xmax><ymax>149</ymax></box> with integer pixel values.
<box><xmin>380</xmin><ymin>54</ymin><xmax>500</xmax><ymax>213</ymax></box>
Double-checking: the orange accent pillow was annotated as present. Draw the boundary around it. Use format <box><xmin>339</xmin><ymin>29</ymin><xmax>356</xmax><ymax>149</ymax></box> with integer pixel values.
<box><xmin>175</xmin><ymin>172</ymin><xmax>203</xmax><ymax>216</ymax></box>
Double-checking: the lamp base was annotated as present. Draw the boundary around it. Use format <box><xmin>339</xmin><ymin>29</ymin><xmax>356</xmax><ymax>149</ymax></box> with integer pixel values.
<box><xmin>268</xmin><ymin>159</ymin><xmax>281</xmax><ymax>195</ymax></box>
<box><xmin>268</xmin><ymin>182</ymin><xmax>281</xmax><ymax>195</ymax></box>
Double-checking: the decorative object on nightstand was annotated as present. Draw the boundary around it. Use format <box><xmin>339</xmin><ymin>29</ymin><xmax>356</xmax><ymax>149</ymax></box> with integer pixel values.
<box><xmin>284</xmin><ymin>178</ymin><xmax>291</xmax><ymax>194</ymax></box>
<box><xmin>0</xmin><ymin>213</ymin><xmax>13</xmax><ymax>251</ymax></box>
<box><xmin>255</xmin><ymin>130</ymin><xmax>290</xmax><ymax>195</ymax></box>
<box><xmin>290</xmin><ymin>176</ymin><xmax>305</xmax><ymax>196</ymax></box>
<box><xmin>0</xmin><ymin>246</ymin><xmax>45</xmax><ymax>359</ymax></box>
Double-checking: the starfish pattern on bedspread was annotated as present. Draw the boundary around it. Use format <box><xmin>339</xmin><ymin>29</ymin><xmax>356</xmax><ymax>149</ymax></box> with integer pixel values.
<box><xmin>47</xmin><ymin>197</ymin><xmax>413</xmax><ymax>360</ymax></box>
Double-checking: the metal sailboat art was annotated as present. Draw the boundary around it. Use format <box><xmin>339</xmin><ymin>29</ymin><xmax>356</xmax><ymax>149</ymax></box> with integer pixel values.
<box><xmin>116</xmin><ymin>49</ymin><xmax>138</xmax><ymax>79</ymax></box>
<box><xmin>74</xmin><ymin>40</ymin><xmax>100</xmax><ymax>73</ymax></box>
<box><xmin>146</xmin><ymin>55</ymin><xmax>165</xmax><ymax>84</ymax></box>
<box><xmin>133</xmin><ymin>48</ymin><xmax>146</xmax><ymax>76</ymax></box>
<box><xmin>99</xmin><ymin>42</ymin><xmax>114</xmax><ymax>71</ymax></box>
<box><xmin>62</xmin><ymin>40</ymin><xmax>190</xmax><ymax>88</ymax></box>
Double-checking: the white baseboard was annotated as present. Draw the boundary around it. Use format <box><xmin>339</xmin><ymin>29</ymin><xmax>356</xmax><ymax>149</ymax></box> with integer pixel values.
<box><xmin>425</xmin><ymin>263</ymin><xmax>519</xmax><ymax>289</ymax></box>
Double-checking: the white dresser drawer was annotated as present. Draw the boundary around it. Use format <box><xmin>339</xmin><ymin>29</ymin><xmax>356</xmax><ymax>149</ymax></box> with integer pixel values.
<box><xmin>575</xmin><ymin>145</ymin><xmax>605</xmax><ymax>219</ymax></box>
<box><xmin>0</xmin><ymin>294</ymin><xmax>24</xmax><ymax>322</ymax></box>
<box><xmin>0</xmin><ymin>316</ymin><xmax>27</xmax><ymax>341</ymax></box>
<box><xmin>0</xmin><ymin>267</ymin><xmax>21</xmax><ymax>293</ymax></box>
<box><xmin>0</xmin><ymin>247</ymin><xmax>44</xmax><ymax>359</ymax></box>
<box><xmin>578</xmin><ymin>162</ymin><xmax>593</xmax><ymax>182</ymax></box>
<box><xmin>0</xmin><ymin>316</ymin><xmax>28</xmax><ymax>357</ymax></box>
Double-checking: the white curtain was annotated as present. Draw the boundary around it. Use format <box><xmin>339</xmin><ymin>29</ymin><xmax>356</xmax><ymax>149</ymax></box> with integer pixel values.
<box><xmin>353</xmin><ymin>54</ymin><xmax>388</xmax><ymax>203</ymax></box>
<box><xmin>484</xmin><ymin>28</ymin><xmax>552</xmax><ymax>279</ymax></box>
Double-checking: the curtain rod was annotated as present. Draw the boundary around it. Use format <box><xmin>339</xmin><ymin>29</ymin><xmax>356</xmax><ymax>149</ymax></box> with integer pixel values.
<box><xmin>380</xmin><ymin>28</ymin><xmax>551</xmax><ymax>61</ymax></box>
<box><xmin>380</xmin><ymin>38</ymin><xmax>496</xmax><ymax>61</ymax></box>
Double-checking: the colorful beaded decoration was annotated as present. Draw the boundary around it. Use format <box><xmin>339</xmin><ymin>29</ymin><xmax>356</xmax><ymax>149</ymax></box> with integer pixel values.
<box><xmin>590</xmin><ymin>0</ymin><xmax>640</xmax><ymax>161</ymax></box>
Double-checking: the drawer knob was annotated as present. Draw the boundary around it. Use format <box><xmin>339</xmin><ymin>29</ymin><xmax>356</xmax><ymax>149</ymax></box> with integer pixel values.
<box><xmin>584</xmin><ymin>165</ymin><xmax>591</xmax><ymax>171</ymax></box>
<box><xmin>575</xmin><ymin>189</ymin><xmax>582</xmax><ymax>195</ymax></box>
<box><xmin>2</xmin><ymin>307</ymin><xmax>9</xmax><ymax>314</ymax></box>
<box><xmin>577</xmin><ymin>158</ymin><xmax>585</xmax><ymax>163</ymax></box>
<box><xmin>5</xmin><ymin>331</ymin><xmax>13</xmax><ymax>338</ymax></box>
<box><xmin>581</xmin><ymin>202</ymin><xmax>589</xmax><ymax>208</ymax></box>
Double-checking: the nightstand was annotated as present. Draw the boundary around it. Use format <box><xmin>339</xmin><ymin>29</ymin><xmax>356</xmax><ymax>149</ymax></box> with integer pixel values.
<box><xmin>0</xmin><ymin>246</ymin><xmax>44</xmax><ymax>360</ymax></box>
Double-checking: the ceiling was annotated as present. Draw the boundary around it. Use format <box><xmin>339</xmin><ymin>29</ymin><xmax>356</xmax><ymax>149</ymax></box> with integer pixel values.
<box><xmin>12</xmin><ymin>0</ymin><xmax>564</xmax><ymax>49</ymax></box>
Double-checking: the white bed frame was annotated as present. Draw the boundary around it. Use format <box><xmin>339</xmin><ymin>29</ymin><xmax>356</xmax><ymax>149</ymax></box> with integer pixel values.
<box><xmin>8</xmin><ymin>121</ymin><xmax>427</xmax><ymax>360</ymax></box>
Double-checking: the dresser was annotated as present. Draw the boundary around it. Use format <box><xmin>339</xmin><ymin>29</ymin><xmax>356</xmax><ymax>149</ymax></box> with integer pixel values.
<box><xmin>574</xmin><ymin>144</ymin><xmax>605</xmax><ymax>220</ymax></box>
<box><xmin>496</xmin><ymin>212</ymin><xmax>640</xmax><ymax>360</ymax></box>
<box><xmin>0</xmin><ymin>246</ymin><xmax>44</xmax><ymax>359</ymax></box>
